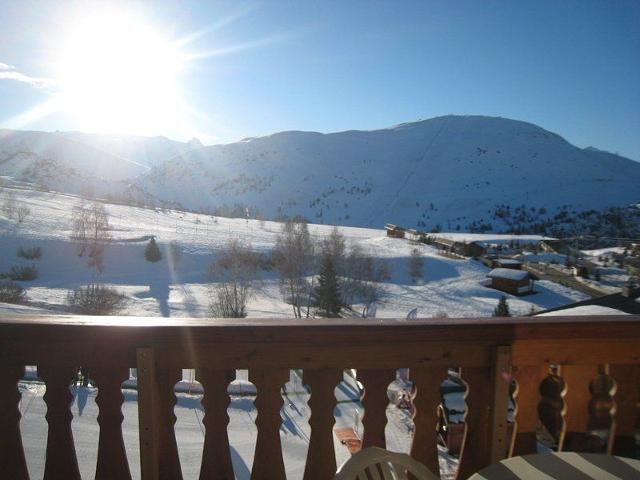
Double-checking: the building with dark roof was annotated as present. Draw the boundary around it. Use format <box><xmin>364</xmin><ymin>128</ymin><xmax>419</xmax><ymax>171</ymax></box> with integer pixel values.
<box><xmin>486</xmin><ymin>268</ymin><xmax>533</xmax><ymax>295</ymax></box>
<box><xmin>535</xmin><ymin>284</ymin><xmax>640</xmax><ymax>315</ymax></box>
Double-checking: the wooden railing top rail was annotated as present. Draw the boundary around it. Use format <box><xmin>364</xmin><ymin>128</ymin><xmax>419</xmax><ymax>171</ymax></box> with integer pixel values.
<box><xmin>2</xmin><ymin>314</ymin><xmax>639</xmax><ymax>369</ymax></box>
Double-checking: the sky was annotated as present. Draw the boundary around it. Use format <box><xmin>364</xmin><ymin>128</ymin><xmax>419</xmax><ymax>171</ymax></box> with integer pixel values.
<box><xmin>0</xmin><ymin>0</ymin><xmax>639</xmax><ymax>160</ymax></box>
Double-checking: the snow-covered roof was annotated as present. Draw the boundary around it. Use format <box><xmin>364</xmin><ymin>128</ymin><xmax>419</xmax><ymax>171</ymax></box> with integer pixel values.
<box><xmin>495</xmin><ymin>259</ymin><xmax>522</xmax><ymax>265</ymax></box>
<box><xmin>487</xmin><ymin>268</ymin><xmax>530</xmax><ymax>281</ymax></box>
<box><xmin>431</xmin><ymin>232</ymin><xmax>555</xmax><ymax>245</ymax></box>
<box><xmin>537</xmin><ymin>305</ymin><xmax>628</xmax><ymax>316</ymax></box>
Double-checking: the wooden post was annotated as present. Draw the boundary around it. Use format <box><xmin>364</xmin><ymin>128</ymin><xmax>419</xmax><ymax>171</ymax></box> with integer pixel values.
<box><xmin>489</xmin><ymin>345</ymin><xmax>512</xmax><ymax>464</ymax></box>
<box><xmin>196</xmin><ymin>368</ymin><xmax>235</xmax><ymax>480</ymax></box>
<box><xmin>39</xmin><ymin>366</ymin><xmax>81</xmax><ymax>480</ymax></box>
<box><xmin>303</xmin><ymin>368</ymin><xmax>343</xmax><ymax>480</ymax></box>
<box><xmin>0</xmin><ymin>365</ymin><xmax>29</xmax><ymax>480</ymax></box>
<box><xmin>137</xmin><ymin>348</ymin><xmax>159</xmax><ymax>480</ymax></box>
<box><xmin>410</xmin><ymin>366</ymin><xmax>448</xmax><ymax>479</ymax></box>
<box><xmin>457</xmin><ymin>366</ymin><xmax>492</xmax><ymax>480</ymax></box>
<box><xmin>93</xmin><ymin>367</ymin><xmax>132</xmax><ymax>480</ymax></box>
<box><xmin>250</xmin><ymin>368</ymin><xmax>290</xmax><ymax>480</ymax></box>
<box><xmin>359</xmin><ymin>369</ymin><xmax>396</xmax><ymax>448</ymax></box>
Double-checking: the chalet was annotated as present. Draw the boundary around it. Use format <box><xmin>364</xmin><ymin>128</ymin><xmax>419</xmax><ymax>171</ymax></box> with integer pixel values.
<box><xmin>384</xmin><ymin>224</ymin><xmax>406</xmax><ymax>239</ymax></box>
<box><xmin>406</xmin><ymin>229</ymin><xmax>423</xmax><ymax>242</ymax></box>
<box><xmin>535</xmin><ymin>283</ymin><xmax>640</xmax><ymax>315</ymax></box>
<box><xmin>493</xmin><ymin>258</ymin><xmax>522</xmax><ymax>270</ymax></box>
<box><xmin>486</xmin><ymin>268</ymin><xmax>533</xmax><ymax>295</ymax></box>
<box><xmin>432</xmin><ymin>237</ymin><xmax>485</xmax><ymax>257</ymax></box>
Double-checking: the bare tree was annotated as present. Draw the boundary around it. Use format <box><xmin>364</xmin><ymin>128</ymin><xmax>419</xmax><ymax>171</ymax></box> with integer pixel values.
<box><xmin>168</xmin><ymin>240</ymin><xmax>181</xmax><ymax>272</ymax></box>
<box><xmin>409</xmin><ymin>247</ymin><xmax>424</xmax><ymax>282</ymax></box>
<box><xmin>71</xmin><ymin>201</ymin><xmax>111</xmax><ymax>271</ymax></box>
<box><xmin>209</xmin><ymin>240</ymin><xmax>260</xmax><ymax>318</ymax></box>
<box><xmin>16</xmin><ymin>205</ymin><xmax>30</xmax><ymax>223</ymax></box>
<box><xmin>2</xmin><ymin>191</ymin><xmax>16</xmax><ymax>219</ymax></box>
<box><xmin>273</xmin><ymin>220</ymin><xmax>315</xmax><ymax>318</ymax></box>
<box><xmin>341</xmin><ymin>243</ymin><xmax>391</xmax><ymax>307</ymax></box>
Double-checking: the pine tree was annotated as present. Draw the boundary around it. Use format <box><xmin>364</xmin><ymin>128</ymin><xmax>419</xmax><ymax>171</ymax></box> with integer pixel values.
<box><xmin>493</xmin><ymin>295</ymin><xmax>511</xmax><ymax>317</ymax></box>
<box><xmin>144</xmin><ymin>238</ymin><xmax>162</xmax><ymax>262</ymax></box>
<box><xmin>313</xmin><ymin>254</ymin><xmax>343</xmax><ymax>317</ymax></box>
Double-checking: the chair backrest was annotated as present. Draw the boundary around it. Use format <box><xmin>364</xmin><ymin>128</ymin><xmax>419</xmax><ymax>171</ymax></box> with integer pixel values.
<box><xmin>334</xmin><ymin>447</ymin><xmax>439</xmax><ymax>480</ymax></box>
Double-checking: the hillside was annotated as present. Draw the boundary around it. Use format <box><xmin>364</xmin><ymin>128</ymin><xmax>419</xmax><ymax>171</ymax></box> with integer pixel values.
<box><xmin>0</xmin><ymin>186</ymin><xmax>588</xmax><ymax>318</ymax></box>
<box><xmin>2</xmin><ymin>115</ymin><xmax>639</xmax><ymax>231</ymax></box>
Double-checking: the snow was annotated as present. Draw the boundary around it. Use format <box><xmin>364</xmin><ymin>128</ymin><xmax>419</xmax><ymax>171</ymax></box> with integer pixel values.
<box><xmin>3</xmin><ymin>115</ymin><xmax>640</xmax><ymax>230</ymax></box>
<box><xmin>486</xmin><ymin>268</ymin><xmax>530</xmax><ymax>281</ymax></box>
<box><xmin>582</xmin><ymin>247</ymin><xmax>626</xmax><ymax>257</ymax></box>
<box><xmin>515</xmin><ymin>252</ymin><xmax>566</xmax><ymax>264</ymax></box>
<box><xmin>432</xmin><ymin>233</ymin><xmax>553</xmax><ymax>244</ymax></box>
<box><xmin>537</xmin><ymin>305</ymin><xmax>628</xmax><ymax>316</ymax></box>
<box><xmin>0</xmin><ymin>187</ymin><xmax>591</xmax><ymax>318</ymax></box>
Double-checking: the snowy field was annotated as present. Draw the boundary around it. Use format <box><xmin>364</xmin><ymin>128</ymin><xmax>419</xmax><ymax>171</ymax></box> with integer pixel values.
<box><xmin>0</xmin><ymin>185</ymin><xmax>590</xmax><ymax>318</ymax></box>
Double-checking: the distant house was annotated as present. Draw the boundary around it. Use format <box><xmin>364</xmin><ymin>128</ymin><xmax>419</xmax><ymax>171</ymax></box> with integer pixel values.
<box><xmin>486</xmin><ymin>268</ymin><xmax>533</xmax><ymax>295</ymax></box>
<box><xmin>406</xmin><ymin>229</ymin><xmax>423</xmax><ymax>242</ymax></box>
<box><xmin>535</xmin><ymin>283</ymin><xmax>640</xmax><ymax>315</ymax></box>
<box><xmin>385</xmin><ymin>224</ymin><xmax>406</xmax><ymax>238</ymax></box>
<box><xmin>493</xmin><ymin>258</ymin><xmax>522</xmax><ymax>270</ymax></box>
<box><xmin>433</xmin><ymin>237</ymin><xmax>485</xmax><ymax>257</ymax></box>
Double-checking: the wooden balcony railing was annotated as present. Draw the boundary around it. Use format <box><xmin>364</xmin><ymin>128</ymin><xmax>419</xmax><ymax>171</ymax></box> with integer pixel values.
<box><xmin>1</xmin><ymin>314</ymin><xmax>639</xmax><ymax>479</ymax></box>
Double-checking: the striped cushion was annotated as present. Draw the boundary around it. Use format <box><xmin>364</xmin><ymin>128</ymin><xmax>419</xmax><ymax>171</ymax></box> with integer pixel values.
<box><xmin>469</xmin><ymin>453</ymin><xmax>640</xmax><ymax>480</ymax></box>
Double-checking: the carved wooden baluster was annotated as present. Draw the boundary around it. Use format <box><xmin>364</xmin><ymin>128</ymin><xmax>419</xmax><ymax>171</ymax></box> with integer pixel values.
<box><xmin>249</xmin><ymin>368</ymin><xmax>289</xmax><ymax>480</ymax></box>
<box><xmin>303</xmin><ymin>368</ymin><xmax>343</xmax><ymax>480</ymax></box>
<box><xmin>609</xmin><ymin>365</ymin><xmax>640</xmax><ymax>457</ymax></box>
<box><xmin>587</xmin><ymin>366</ymin><xmax>616</xmax><ymax>453</ymax></box>
<box><xmin>410</xmin><ymin>367</ymin><xmax>447</xmax><ymax>478</ymax></box>
<box><xmin>0</xmin><ymin>365</ymin><xmax>29</xmax><ymax>480</ymax></box>
<box><xmin>358</xmin><ymin>369</ymin><xmax>396</xmax><ymax>448</ymax></box>
<box><xmin>157</xmin><ymin>367</ymin><xmax>183</xmax><ymax>480</ymax></box>
<box><xmin>456</xmin><ymin>367</ymin><xmax>492</xmax><ymax>480</ymax></box>
<box><xmin>93</xmin><ymin>367</ymin><xmax>132</xmax><ymax>480</ymax></box>
<box><xmin>511</xmin><ymin>365</ymin><xmax>544</xmax><ymax>455</ymax></box>
<box><xmin>196</xmin><ymin>368</ymin><xmax>235</xmax><ymax>480</ymax></box>
<box><xmin>537</xmin><ymin>366</ymin><xmax>567</xmax><ymax>450</ymax></box>
<box><xmin>39</xmin><ymin>366</ymin><xmax>81</xmax><ymax>480</ymax></box>
<box><xmin>559</xmin><ymin>365</ymin><xmax>598</xmax><ymax>452</ymax></box>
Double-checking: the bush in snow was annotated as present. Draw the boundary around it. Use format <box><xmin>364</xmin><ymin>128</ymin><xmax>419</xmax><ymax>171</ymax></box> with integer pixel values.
<box><xmin>16</xmin><ymin>205</ymin><xmax>30</xmax><ymax>223</ymax></box>
<box><xmin>2</xmin><ymin>264</ymin><xmax>39</xmax><ymax>281</ymax></box>
<box><xmin>17</xmin><ymin>246</ymin><xmax>42</xmax><ymax>260</ymax></box>
<box><xmin>0</xmin><ymin>281</ymin><xmax>26</xmax><ymax>304</ymax></box>
<box><xmin>67</xmin><ymin>283</ymin><xmax>126</xmax><ymax>315</ymax></box>
<box><xmin>144</xmin><ymin>238</ymin><xmax>162</xmax><ymax>262</ymax></box>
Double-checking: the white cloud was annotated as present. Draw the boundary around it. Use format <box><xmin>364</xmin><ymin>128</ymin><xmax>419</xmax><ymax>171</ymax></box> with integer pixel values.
<box><xmin>0</xmin><ymin>62</ymin><xmax>55</xmax><ymax>88</ymax></box>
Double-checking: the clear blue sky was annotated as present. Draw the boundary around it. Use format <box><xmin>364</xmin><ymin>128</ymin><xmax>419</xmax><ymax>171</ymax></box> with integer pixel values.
<box><xmin>1</xmin><ymin>0</ymin><xmax>639</xmax><ymax>160</ymax></box>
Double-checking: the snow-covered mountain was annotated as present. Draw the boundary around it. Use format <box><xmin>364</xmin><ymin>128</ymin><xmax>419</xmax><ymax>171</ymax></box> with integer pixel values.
<box><xmin>2</xmin><ymin>115</ymin><xmax>639</xmax><ymax>230</ymax></box>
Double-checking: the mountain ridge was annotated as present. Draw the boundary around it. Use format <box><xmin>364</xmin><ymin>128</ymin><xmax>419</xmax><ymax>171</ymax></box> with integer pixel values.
<box><xmin>1</xmin><ymin>115</ymin><xmax>639</xmax><ymax>231</ymax></box>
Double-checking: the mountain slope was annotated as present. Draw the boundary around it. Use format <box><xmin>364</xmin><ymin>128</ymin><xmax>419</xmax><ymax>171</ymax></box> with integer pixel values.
<box><xmin>1</xmin><ymin>115</ymin><xmax>639</xmax><ymax>230</ymax></box>
<box><xmin>136</xmin><ymin>115</ymin><xmax>640</xmax><ymax>229</ymax></box>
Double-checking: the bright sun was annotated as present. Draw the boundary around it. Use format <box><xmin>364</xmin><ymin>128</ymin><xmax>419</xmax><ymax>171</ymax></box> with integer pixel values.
<box><xmin>55</xmin><ymin>8</ymin><xmax>184</xmax><ymax>135</ymax></box>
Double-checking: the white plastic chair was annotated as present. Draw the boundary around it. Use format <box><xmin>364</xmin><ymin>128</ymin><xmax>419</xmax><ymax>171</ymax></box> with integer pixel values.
<box><xmin>334</xmin><ymin>446</ymin><xmax>439</xmax><ymax>480</ymax></box>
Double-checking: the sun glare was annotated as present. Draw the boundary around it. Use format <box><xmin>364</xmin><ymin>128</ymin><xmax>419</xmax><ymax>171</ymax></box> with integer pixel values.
<box><xmin>55</xmin><ymin>8</ymin><xmax>184</xmax><ymax>135</ymax></box>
